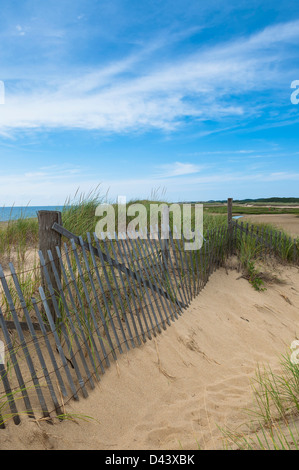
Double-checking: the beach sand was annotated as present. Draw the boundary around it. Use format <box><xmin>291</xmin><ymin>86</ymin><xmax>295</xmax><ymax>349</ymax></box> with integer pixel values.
<box><xmin>241</xmin><ymin>214</ymin><xmax>299</xmax><ymax>238</ymax></box>
<box><xmin>0</xmin><ymin>261</ymin><xmax>298</xmax><ymax>450</ymax></box>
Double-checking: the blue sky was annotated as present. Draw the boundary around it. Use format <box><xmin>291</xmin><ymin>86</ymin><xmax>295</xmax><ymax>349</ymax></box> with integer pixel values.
<box><xmin>0</xmin><ymin>0</ymin><xmax>299</xmax><ymax>205</ymax></box>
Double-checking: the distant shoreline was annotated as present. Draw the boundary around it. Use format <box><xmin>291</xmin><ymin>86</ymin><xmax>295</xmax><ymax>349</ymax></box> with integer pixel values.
<box><xmin>0</xmin><ymin>206</ymin><xmax>65</xmax><ymax>222</ymax></box>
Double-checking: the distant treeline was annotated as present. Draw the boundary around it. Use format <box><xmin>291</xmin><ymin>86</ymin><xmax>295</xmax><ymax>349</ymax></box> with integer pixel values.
<box><xmin>204</xmin><ymin>197</ymin><xmax>299</xmax><ymax>204</ymax></box>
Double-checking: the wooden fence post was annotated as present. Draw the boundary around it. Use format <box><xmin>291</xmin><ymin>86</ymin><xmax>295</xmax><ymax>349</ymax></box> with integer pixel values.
<box><xmin>38</xmin><ymin>211</ymin><xmax>62</xmax><ymax>322</ymax></box>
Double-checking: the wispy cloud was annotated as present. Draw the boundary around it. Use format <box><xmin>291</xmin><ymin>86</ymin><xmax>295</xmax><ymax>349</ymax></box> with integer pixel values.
<box><xmin>1</xmin><ymin>162</ymin><xmax>298</xmax><ymax>206</ymax></box>
<box><xmin>15</xmin><ymin>25</ymin><xmax>27</xmax><ymax>36</ymax></box>
<box><xmin>1</xmin><ymin>19</ymin><xmax>298</xmax><ymax>135</ymax></box>
<box><xmin>0</xmin><ymin>164</ymin><xmax>94</xmax><ymax>205</ymax></box>
<box><xmin>156</xmin><ymin>161</ymin><xmax>205</xmax><ymax>177</ymax></box>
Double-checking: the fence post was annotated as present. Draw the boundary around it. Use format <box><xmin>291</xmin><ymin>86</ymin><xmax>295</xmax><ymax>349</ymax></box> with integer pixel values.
<box><xmin>38</xmin><ymin>211</ymin><xmax>62</xmax><ymax>322</ymax></box>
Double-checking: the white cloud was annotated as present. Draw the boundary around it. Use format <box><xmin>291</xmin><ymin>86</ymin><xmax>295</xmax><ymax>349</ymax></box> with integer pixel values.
<box><xmin>1</xmin><ymin>19</ymin><xmax>298</xmax><ymax>135</ymax></box>
<box><xmin>15</xmin><ymin>24</ymin><xmax>29</xmax><ymax>36</ymax></box>
<box><xmin>157</xmin><ymin>162</ymin><xmax>204</xmax><ymax>177</ymax></box>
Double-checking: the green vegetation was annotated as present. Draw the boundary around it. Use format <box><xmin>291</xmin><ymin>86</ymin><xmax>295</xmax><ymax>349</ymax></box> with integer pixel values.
<box><xmin>0</xmin><ymin>189</ymin><xmax>297</xmax><ymax>305</ymax></box>
<box><xmin>203</xmin><ymin>197</ymin><xmax>299</xmax><ymax>204</ymax></box>
<box><xmin>0</xmin><ymin>217</ymin><xmax>39</xmax><ymax>267</ymax></box>
<box><xmin>232</xmin><ymin>197</ymin><xmax>299</xmax><ymax>204</ymax></box>
<box><xmin>235</xmin><ymin>221</ymin><xmax>298</xmax><ymax>264</ymax></box>
<box><xmin>0</xmin><ymin>189</ymin><xmax>228</xmax><ymax>266</ymax></box>
<box><xmin>0</xmin><ymin>381</ymin><xmax>95</xmax><ymax>428</ymax></box>
<box><xmin>221</xmin><ymin>354</ymin><xmax>299</xmax><ymax>450</ymax></box>
<box><xmin>233</xmin><ymin>220</ymin><xmax>298</xmax><ymax>291</ymax></box>
<box><xmin>246</xmin><ymin>260</ymin><xmax>267</xmax><ymax>292</ymax></box>
<box><xmin>204</xmin><ymin>205</ymin><xmax>299</xmax><ymax>215</ymax></box>
<box><xmin>62</xmin><ymin>190</ymin><xmax>227</xmax><ymax>239</ymax></box>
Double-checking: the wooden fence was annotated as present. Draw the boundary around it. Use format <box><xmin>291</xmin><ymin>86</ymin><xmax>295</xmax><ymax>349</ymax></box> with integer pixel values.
<box><xmin>0</xmin><ymin>222</ymin><xmax>230</xmax><ymax>428</ymax></box>
<box><xmin>0</xmin><ymin>204</ymin><xmax>298</xmax><ymax>428</ymax></box>
<box><xmin>232</xmin><ymin>219</ymin><xmax>298</xmax><ymax>264</ymax></box>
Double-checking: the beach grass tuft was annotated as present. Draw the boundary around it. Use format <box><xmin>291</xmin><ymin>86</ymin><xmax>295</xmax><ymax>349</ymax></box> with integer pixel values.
<box><xmin>221</xmin><ymin>353</ymin><xmax>299</xmax><ymax>450</ymax></box>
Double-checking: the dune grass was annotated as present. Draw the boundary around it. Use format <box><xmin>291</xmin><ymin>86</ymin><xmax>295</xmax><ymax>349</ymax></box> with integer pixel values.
<box><xmin>0</xmin><ymin>189</ymin><xmax>227</xmax><ymax>265</ymax></box>
<box><xmin>252</xmin><ymin>222</ymin><xmax>298</xmax><ymax>262</ymax></box>
<box><xmin>0</xmin><ymin>383</ymin><xmax>95</xmax><ymax>429</ymax></box>
<box><xmin>0</xmin><ymin>190</ymin><xmax>297</xmax><ymax>313</ymax></box>
<box><xmin>0</xmin><ymin>188</ymin><xmax>297</xmax><ymax>307</ymax></box>
<box><xmin>233</xmin><ymin>220</ymin><xmax>298</xmax><ymax>291</ymax></box>
<box><xmin>0</xmin><ymin>218</ymin><xmax>38</xmax><ymax>266</ymax></box>
<box><xmin>0</xmin><ymin>191</ymin><xmax>297</xmax><ymax>263</ymax></box>
<box><xmin>221</xmin><ymin>353</ymin><xmax>299</xmax><ymax>450</ymax></box>
<box><xmin>0</xmin><ymin>189</ymin><xmax>227</xmax><ymax>322</ymax></box>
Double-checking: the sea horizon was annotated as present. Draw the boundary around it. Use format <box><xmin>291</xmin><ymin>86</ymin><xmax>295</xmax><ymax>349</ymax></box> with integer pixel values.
<box><xmin>0</xmin><ymin>206</ymin><xmax>65</xmax><ymax>222</ymax></box>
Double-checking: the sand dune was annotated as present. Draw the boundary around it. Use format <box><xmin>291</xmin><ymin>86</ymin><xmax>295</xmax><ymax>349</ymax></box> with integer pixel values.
<box><xmin>0</xmin><ymin>262</ymin><xmax>299</xmax><ymax>450</ymax></box>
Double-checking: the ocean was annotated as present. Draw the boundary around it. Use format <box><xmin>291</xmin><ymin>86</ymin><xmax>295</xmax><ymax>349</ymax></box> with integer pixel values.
<box><xmin>0</xmin><ymin>206</ymin><xmax>65</xmax><ymax>222</ymax></box>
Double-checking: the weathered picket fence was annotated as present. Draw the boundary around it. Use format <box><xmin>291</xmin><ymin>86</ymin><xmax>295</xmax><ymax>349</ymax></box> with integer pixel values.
<box><xmin>0</xmin><ymin>222</ymin><xmax>231</xmax><ymax>428</ymax></box>
<box><xmin>232</xmin><ymin>219</ymin><xmax>298</xmax><ymax>264</ymax></box>
<box><xmin>0</xmin><ymin>210</ymin><xmax>297</xmax><ymax>428</ymax></box>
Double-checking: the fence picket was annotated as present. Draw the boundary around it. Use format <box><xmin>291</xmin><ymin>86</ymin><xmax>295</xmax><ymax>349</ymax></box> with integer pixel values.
<box><xmin>92</xmin><ymin>234</ymin><xmax>131</xmax><ymax>350</ymax></box>
<box><xmin>137</xmin><ymin>231</ymin><xmax>171</xmax><ymax>327</ymax></box>
<box><xmin>119</xmin><ymin>234</ymin><xmax>153</xmax><ymax>340</ymax></box>
<box><xmin>0</xmin><ymin>267</ymin><xmax>51</xmax><ymax>419</ymax></box>
<box><xmin>146</xmin><ymin>229</ymin><xmax>178</xmax><ymax>322</ymax></box>
<box><xmin>0</xmin><ymin>361</ymin><xmax>20</xmax><ymax>425</ymax></box>
<box><xmin>108</xmin><ymin>235</ymin><xmax>142</xmax><ymax>345</ymax></box>
<box><xmin>86</xmin><ymin>233</ymin><xmax>123</xmax><ymax>356</ymax></box>
<box><xmin>39</xmin><ymin>286</ymin><xmax>80</xmax><ymax>400</ymax></box>
<box><xmin>68</xmin><ymin>239</ymin><xmax>111</xmax><ymax>369</ymax></box>
<box><xmin>79</xmin><ymin>235</ymin><xmax>120</xmax><ymax>359</ymax></box>
<box><xmin>39</xmin><ymin>251</ymin><xmax>89</xmax><ymax>399</ymax></box>
<box><xmin>47</xmin><ymin>249</ymin><xmax>96</xmax><ymax>391</ymax></box>
<box><xmin>101</xmin><ymin>236</ymin><xmax>136</xmax><ymax>348</ymax></box>
<box><xmin>31</xmin><ymin>298</ymin><xmax>68</xmax><ymax>398</ymax></box>
<box><xmin>0</xmin><ymin>301</ymin><xmax>35</xmax><ymax>419</ymax></box>
<box><xmin>9</xmin><ymin>263</ymin><xmax>63</xmax><ymax>416</ymax></box>
<box><xmin>168</xmin><ymin>228</ymin><xmax>189</xmax><ymax>307</ymax></box>
<box><xmin>55</xmin><ymin>245</ymin><xmax>101</xmax><ymax>379</ymax></box>
<box><xmin>129</xmin><ymin>233</ymin><xmax>162</xmax><ymax>334</ymax></box>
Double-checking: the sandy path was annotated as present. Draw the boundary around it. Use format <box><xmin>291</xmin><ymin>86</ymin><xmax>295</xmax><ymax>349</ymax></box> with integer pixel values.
<box><xmin>1</xmin><ymin>263</ymin><xmax>299</xmax><ymax>450</ymax></box>
<box><xmin>241</xmin><ymin>214</ymin><xmax>299</xmax><ymax>238</ymax></box>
